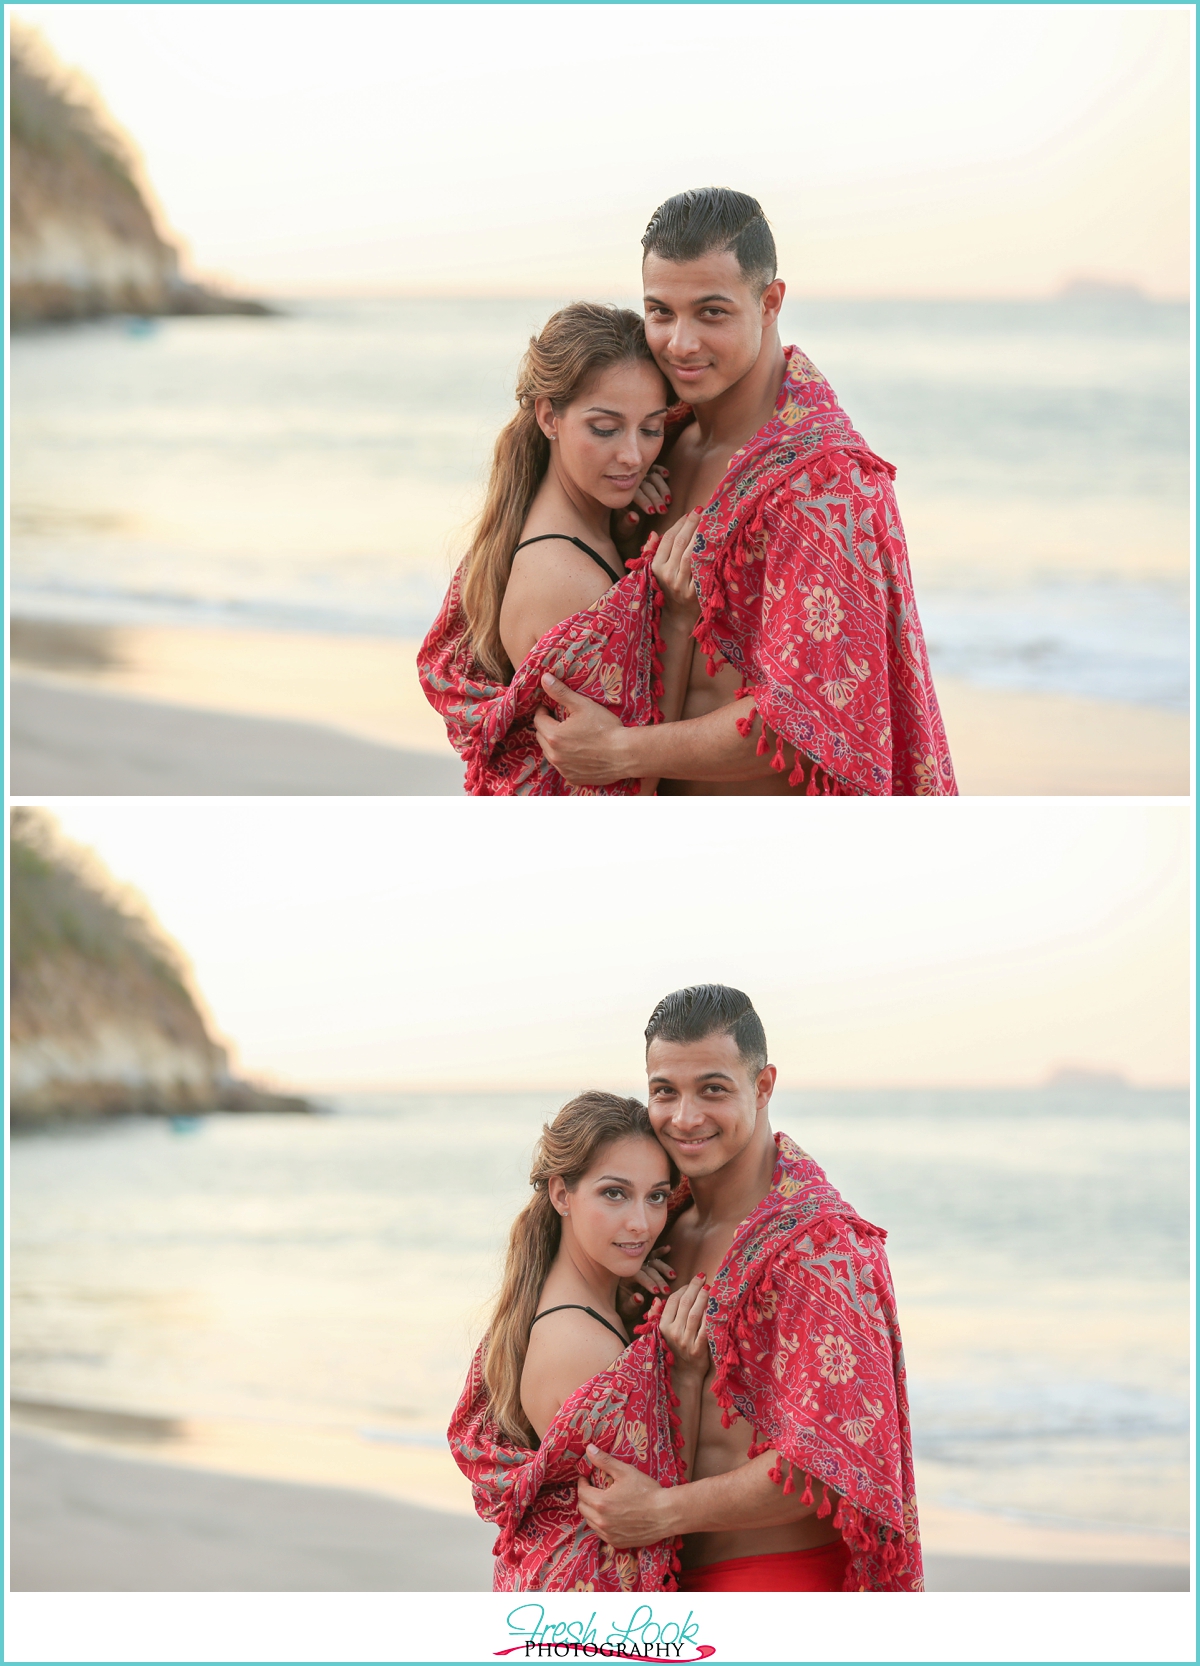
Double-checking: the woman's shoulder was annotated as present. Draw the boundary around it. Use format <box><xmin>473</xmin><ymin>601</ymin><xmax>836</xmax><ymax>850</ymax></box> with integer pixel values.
<box><xmin>526</xmin><ymin>1304</ymin><xmax>628</xmax><ymax>1364</ymax></box>
<box><xmin>508</xmin><ymin>527</ymin><xmax>617</xmax><ymax>587</ymax></box>
<box><xmin>520</xmin><ymin>1308</ymin><xmax>629</xmax><ymax>1439</ymax></box>
<box><xmin>500</xmin><ymin>530</ymin><xmax>618</xmax><ymax>670</ymax></box>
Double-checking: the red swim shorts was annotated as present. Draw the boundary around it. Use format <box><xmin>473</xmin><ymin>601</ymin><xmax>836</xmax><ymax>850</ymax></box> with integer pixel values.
<box><xmin>679</xmin><ymin>1539</ymin><xmax>851</xmax><ymax>1592</ymax></box>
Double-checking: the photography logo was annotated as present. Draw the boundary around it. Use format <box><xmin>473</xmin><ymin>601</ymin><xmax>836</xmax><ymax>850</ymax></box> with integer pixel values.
<box><xmin>495</xmin><ymin>1603</ymin><xmax>716</xmax><ymax>1662</ymax></box>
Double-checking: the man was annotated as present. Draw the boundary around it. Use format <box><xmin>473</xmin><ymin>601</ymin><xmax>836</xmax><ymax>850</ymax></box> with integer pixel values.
<box><xmin>534</xmin><ymin>189</ymin><xmax>956</xmax><ymax>796</ymax></box>
<box><xmin>577</xmin><ymin>984</ymin><xmax>922</xmax><ymax>1591</ymax></box>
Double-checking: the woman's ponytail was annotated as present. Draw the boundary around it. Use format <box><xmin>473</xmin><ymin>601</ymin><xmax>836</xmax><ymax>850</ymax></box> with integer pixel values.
<box><xmin>483</xmin><ymin>1187</ymin><xmax>561</xmax><ymax>1445</ymax></box>
<box><xmin>458</xmin><ymin>404</ymin><xmax>548</xmax><ymax>684</ymax></box>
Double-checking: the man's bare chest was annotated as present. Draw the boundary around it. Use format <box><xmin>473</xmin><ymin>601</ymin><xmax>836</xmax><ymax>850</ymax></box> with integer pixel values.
<box><xmin>668</xmin><ymin>1213</ymin><xmax>739</xmax><ymax>1286</ymax></box>
<box><xmin>660</xmin><ymin>438</ymin><xmax>733</xmax><ymax>537</ymax></box>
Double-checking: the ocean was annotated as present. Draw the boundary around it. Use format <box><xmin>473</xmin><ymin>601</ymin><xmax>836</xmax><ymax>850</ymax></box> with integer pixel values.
<box><xmin>10</xmin><ymin>294</ymin><xmax>1190</xmax><ymax>712</ymax></box>
<box><xmin>10</xmin><ymin>1086</ymin><xmax>1189</xmax><ymax>1542</ymax></box>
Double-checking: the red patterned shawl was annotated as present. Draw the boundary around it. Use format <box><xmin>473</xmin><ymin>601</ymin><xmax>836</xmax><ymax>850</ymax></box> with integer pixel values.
<box><xmin>689</xmin><ymin>348</ymin><xmax>955</xmax><ymax>795</ymax></box>
<box><xmin>697</xmin><ymin>1132</ymin><xmax>923</xmax><ymax>1591</ymax></box>
<box><xmin>416</xmin><ymin>555</ymin><xmax>664</xmax><ymax>795</ymax></box>
<box><xmin>448</xmin><ymin>1324</ymin><xmax>685</xmax><ymax>1591</ymax></box>
<box><xmin>417</xmin><ymin>344</ymin><xmax>954</xmax><ymax>796</ymax></box>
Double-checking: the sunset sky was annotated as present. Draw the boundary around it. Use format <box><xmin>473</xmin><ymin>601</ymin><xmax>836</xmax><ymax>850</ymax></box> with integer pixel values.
<box><xmin>21</xmin><ymin>799</ymin><xmax>1190</xmax><ymax>1092</ymax></box>
<box><xmin>12</xmin><ymin>3</ymin><xmax>1192</xmax><ymax>298</ymax></box>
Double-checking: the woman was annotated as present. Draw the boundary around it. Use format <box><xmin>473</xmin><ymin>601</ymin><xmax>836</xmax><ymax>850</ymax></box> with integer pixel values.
<box><xmin>448</xmin><ymin>1092</ymin><xmax>710</xmax><ymax>1592</ymax></box>
<box><xmin>418</xmin><ymin>305</ymin><xmax>702</xmax><ymax>795</ymax></box>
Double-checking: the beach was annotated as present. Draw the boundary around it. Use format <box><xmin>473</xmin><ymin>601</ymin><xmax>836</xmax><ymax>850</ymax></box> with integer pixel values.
<box><xmin>10</xmin><ymin>619</ymin><xmax>1188</xmax><ymax>796</ymax></box>
<box><xmin>11</xmin><ymin>1418</ymin><xmax>1188</xmax><ymax>1592</ymax></box>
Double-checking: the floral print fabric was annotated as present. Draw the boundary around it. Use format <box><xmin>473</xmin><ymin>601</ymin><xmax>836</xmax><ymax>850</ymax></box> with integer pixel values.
<box><xmin>447</xmin><ymin>1323</ymin><xmax>685</xmax><ymax>1591</ymax></box>
<box><xmin>699</xmin><ymin>1132</ymin><xmax>924</xmax><ymax>1590</ymax></box>
<box><xmin>689</xmin><ymin>347</ymin><xmax>956</xmax><ymax>795</ymax></box>
<box><xmin>417</xmin><ymin>556</ymin><xmax>662</xmax><ymax>795</ymax></box>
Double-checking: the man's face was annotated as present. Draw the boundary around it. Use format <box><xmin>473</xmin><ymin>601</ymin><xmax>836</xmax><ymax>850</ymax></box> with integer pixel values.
<box><xmin>642</xmin><ymin>250</ymin><xmax>784</xmax><ymax>406</ymax></box>
<box><xmin>646</xmin><ymin>1030</ymin><xmax>774</xmax><ymax>1180</ymax></box>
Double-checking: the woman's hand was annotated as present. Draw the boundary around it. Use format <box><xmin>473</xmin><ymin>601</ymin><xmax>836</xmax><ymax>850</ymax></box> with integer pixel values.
<box><xmin>650</xmin><ymin>509</ymin><xmax>702</xmax><ymax>625</ymax></box>
<box><xmin>658</xmin><ymin>1274</ymin><xmax>710</xmax><ymax>1379</ymax></box>
<box><xmin>633</xmin><ymin>464</ymin><xmax>671</xmax><ymax>519</ymax></box>
<box><xmin>613</xmin><ymin>465</ymin><xmax>671</xmax><ymax>556</ymax></box>
<box><xmin>617</xmin><ymin>1246</ymin><xmax>675</xmax><ymax>1324</ymax></box>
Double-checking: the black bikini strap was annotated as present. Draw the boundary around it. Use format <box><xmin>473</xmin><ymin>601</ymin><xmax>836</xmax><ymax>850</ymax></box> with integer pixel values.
<box><xmin>529</xmin><ymin>1304</ymin><xmax>629</xmax><ymax>1345</ymax></box>
<box><xmin>512</xmin><ymin>534</ymin><xmax>622</xmax><ymax>586</ymax></box>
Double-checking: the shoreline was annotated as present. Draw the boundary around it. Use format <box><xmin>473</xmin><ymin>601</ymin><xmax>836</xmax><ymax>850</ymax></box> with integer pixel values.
<box><xmin>10</xmin><ymin>1403</ymin><xmax>1189</xmax><ymax>1592</ymax></box>
<box><xmin>11</xmin><ymin>615</ymin><xmax>1190</xmax><ymax>797</ymax></box>
<box><xmin>11</xmin><ymin>616</ymin><xmax>1193</xmax><ymax>796</ymax></box>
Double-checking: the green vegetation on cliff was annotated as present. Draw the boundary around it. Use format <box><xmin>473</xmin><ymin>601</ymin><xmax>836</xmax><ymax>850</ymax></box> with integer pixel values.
<box><xmin>10</xmin><ymin>809</ymin><xmax>309</xmax><ymax>1121</ymax></box>
<box><xmin>12</xmin><ymin>808</ymin><xmax>195</xmax><ymax>994</ymax></box>
<box><xmin>9</xmin><ymin>23</ymin><xmax>270</xmax><ymax>324</ymax></box>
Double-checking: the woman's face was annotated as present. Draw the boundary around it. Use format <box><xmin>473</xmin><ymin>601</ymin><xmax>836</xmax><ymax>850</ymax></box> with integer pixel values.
<box><xmin>539</xmin><ymin>360</ymin><xmax>670</xmax><ymax>509</ymax></box>
<box><xmin>552</xmin><ymin>1135</ymin><xmax>673</xmax><ymax>1279</ymax></box>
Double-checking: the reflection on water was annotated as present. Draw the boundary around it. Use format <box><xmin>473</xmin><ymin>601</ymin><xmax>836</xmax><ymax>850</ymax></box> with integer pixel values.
<box><xmin>10</xmin><ymin>296</ymin><xmax>1190</xmax><ymax>709</ymax></box>
<box><xmin>10</xmin><ymin>1086</ymin><xmax>1189</xmax><ymax>1535</ymax></box>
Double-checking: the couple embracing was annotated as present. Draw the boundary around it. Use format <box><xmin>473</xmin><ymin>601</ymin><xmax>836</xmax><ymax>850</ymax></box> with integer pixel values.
<box><xmin>419</xmin><ymin>188</ymin><xmax>955</xmax><ymax>797</ymax></box>
<box><xmin>448</xmin><ymin>986</ymin><xmax>922</xmax><ymax>1593</ymax></box>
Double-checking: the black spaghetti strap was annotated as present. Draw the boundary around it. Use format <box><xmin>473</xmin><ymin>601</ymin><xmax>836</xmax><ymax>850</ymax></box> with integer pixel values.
<box><xmin>512</xmin><ymin>534</ymin><xmax>622</xmax><ymax>586</ymax></box>
<box><xmin>529</xmin><ymin>1304</ymin><xmax>629</xmax><ymax>1345</ymax></box>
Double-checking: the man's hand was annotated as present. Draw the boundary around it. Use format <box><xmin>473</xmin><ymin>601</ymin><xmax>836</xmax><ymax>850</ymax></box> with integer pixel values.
<box><xmin>532</xmin><ymin>674</ymin><xmax>634</xmax><ymax>786</ymax></box>
<box><xmin>577</xmin><ymin>1446</ymin><xmax>672</xmax><ymax>1549</ymax></box>
<box><xmin>650</xmin><ymin>509</ymin><xmax>702</xmax><ymax>626</ymax></box>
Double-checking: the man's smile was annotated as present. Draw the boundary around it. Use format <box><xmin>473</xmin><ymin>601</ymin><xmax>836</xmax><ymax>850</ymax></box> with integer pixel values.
<box><xmin>665</xmin><ymin>1129</ymin><xmax>720</xmax><ymax>1154</ymax></box>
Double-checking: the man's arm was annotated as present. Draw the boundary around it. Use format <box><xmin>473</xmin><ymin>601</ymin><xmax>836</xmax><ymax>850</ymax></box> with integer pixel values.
<box><xmin>533</xmin><ymin>675</ymin><xmax>802</xmax><ymax>787</ymax></box>
<box><xmin>576</xmin><ymin>1446</ymin><xmax>833</xmax><ymax>1549</ymax></box>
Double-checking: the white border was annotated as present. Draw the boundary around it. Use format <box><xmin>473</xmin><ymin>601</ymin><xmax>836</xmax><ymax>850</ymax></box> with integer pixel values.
<box><xmin>4</xmin><ymin>1590</ymin><xmax>1197</xmax><ymax>1665</ymax></box>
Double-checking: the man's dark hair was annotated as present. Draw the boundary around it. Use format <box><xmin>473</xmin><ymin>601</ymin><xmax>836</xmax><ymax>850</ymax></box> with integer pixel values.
<box><xmin>644</xmin><ymin>984</ymin><xmax>768</xmax><ymax>1077</ymax></box>
<box><xmin>641</xmin><ymin>189</ymin><xmax>777</xmax><ymax>294</ymax></box>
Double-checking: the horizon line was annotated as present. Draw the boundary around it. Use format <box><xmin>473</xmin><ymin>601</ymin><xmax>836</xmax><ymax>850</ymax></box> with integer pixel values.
<box><xmin>202</xmin><ymin>286</ymin><xmax>1192</xmax><ymax>307</ymax></box>
<box><xmin>266</xmin><ymin>1077</ymin><xmax>1190</xmax><ymax>1098</ymax></box>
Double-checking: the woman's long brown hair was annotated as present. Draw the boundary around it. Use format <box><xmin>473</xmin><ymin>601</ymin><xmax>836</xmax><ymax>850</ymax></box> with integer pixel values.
<box><xmin>459</xmin><ymin>303</ymin><xmax>663</xmax><ymax>683</ymax></box>
<box><xmin>483</xmin><ymin>1090</ymin><xmax>673</xmax><ymax>1447</ymax></box>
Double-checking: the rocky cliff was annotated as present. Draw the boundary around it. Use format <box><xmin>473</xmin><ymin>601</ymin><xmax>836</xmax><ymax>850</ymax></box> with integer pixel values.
<box><xmin>10</xmin><ymin>809</ymin><xmax>309</xmax><ymax>1122</ymax></box>
<box><xmin>9</xmin><ymin>24</ymin><xmax>269</xmax><ymax>326</ymax></box>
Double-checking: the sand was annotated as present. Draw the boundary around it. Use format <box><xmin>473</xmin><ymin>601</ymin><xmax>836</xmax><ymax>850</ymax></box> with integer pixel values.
<box><xmin>11</xmin><ymin>677</ymin><xmax>464</xmax><ymax>796</ymax></box>
<box><xmin>11</xmin><ymin>1431</ymin><xmax>496</xmax><ymax>1593</ymax></box>
<box><xmin>935</xmin><ymin>676</ymin><xmax>1190</xmax><ymax>796</ymax></box>
<box><xmin>10</xmin><ymin>617</ymin><xmax>1190</xmax><ymax>797</ymax></box>
<box><xmin>9</xmin><ymin>1408</ymin><xmax>1189</xmax><ymax>1594</ymax></box>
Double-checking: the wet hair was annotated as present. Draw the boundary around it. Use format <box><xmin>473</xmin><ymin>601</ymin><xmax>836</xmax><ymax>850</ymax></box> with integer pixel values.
<box><xmin>482</xmin><ymin>1090</ymin><xmax>674</xmax><ymax>1446</ymax></box>
<box><xmin>459</xmin><ymin>303</ymin><xmax>667</xmax><ymax>683</ymax></box>
<box><xmin>644</xmin><ymin>984</ymin><xmax>768</xmax><ymax>1077</ymax></box>
<box><xmin>641</xmin><ymin>189</ymin><xmax>777</xmax><ymax>294</ymax></box>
